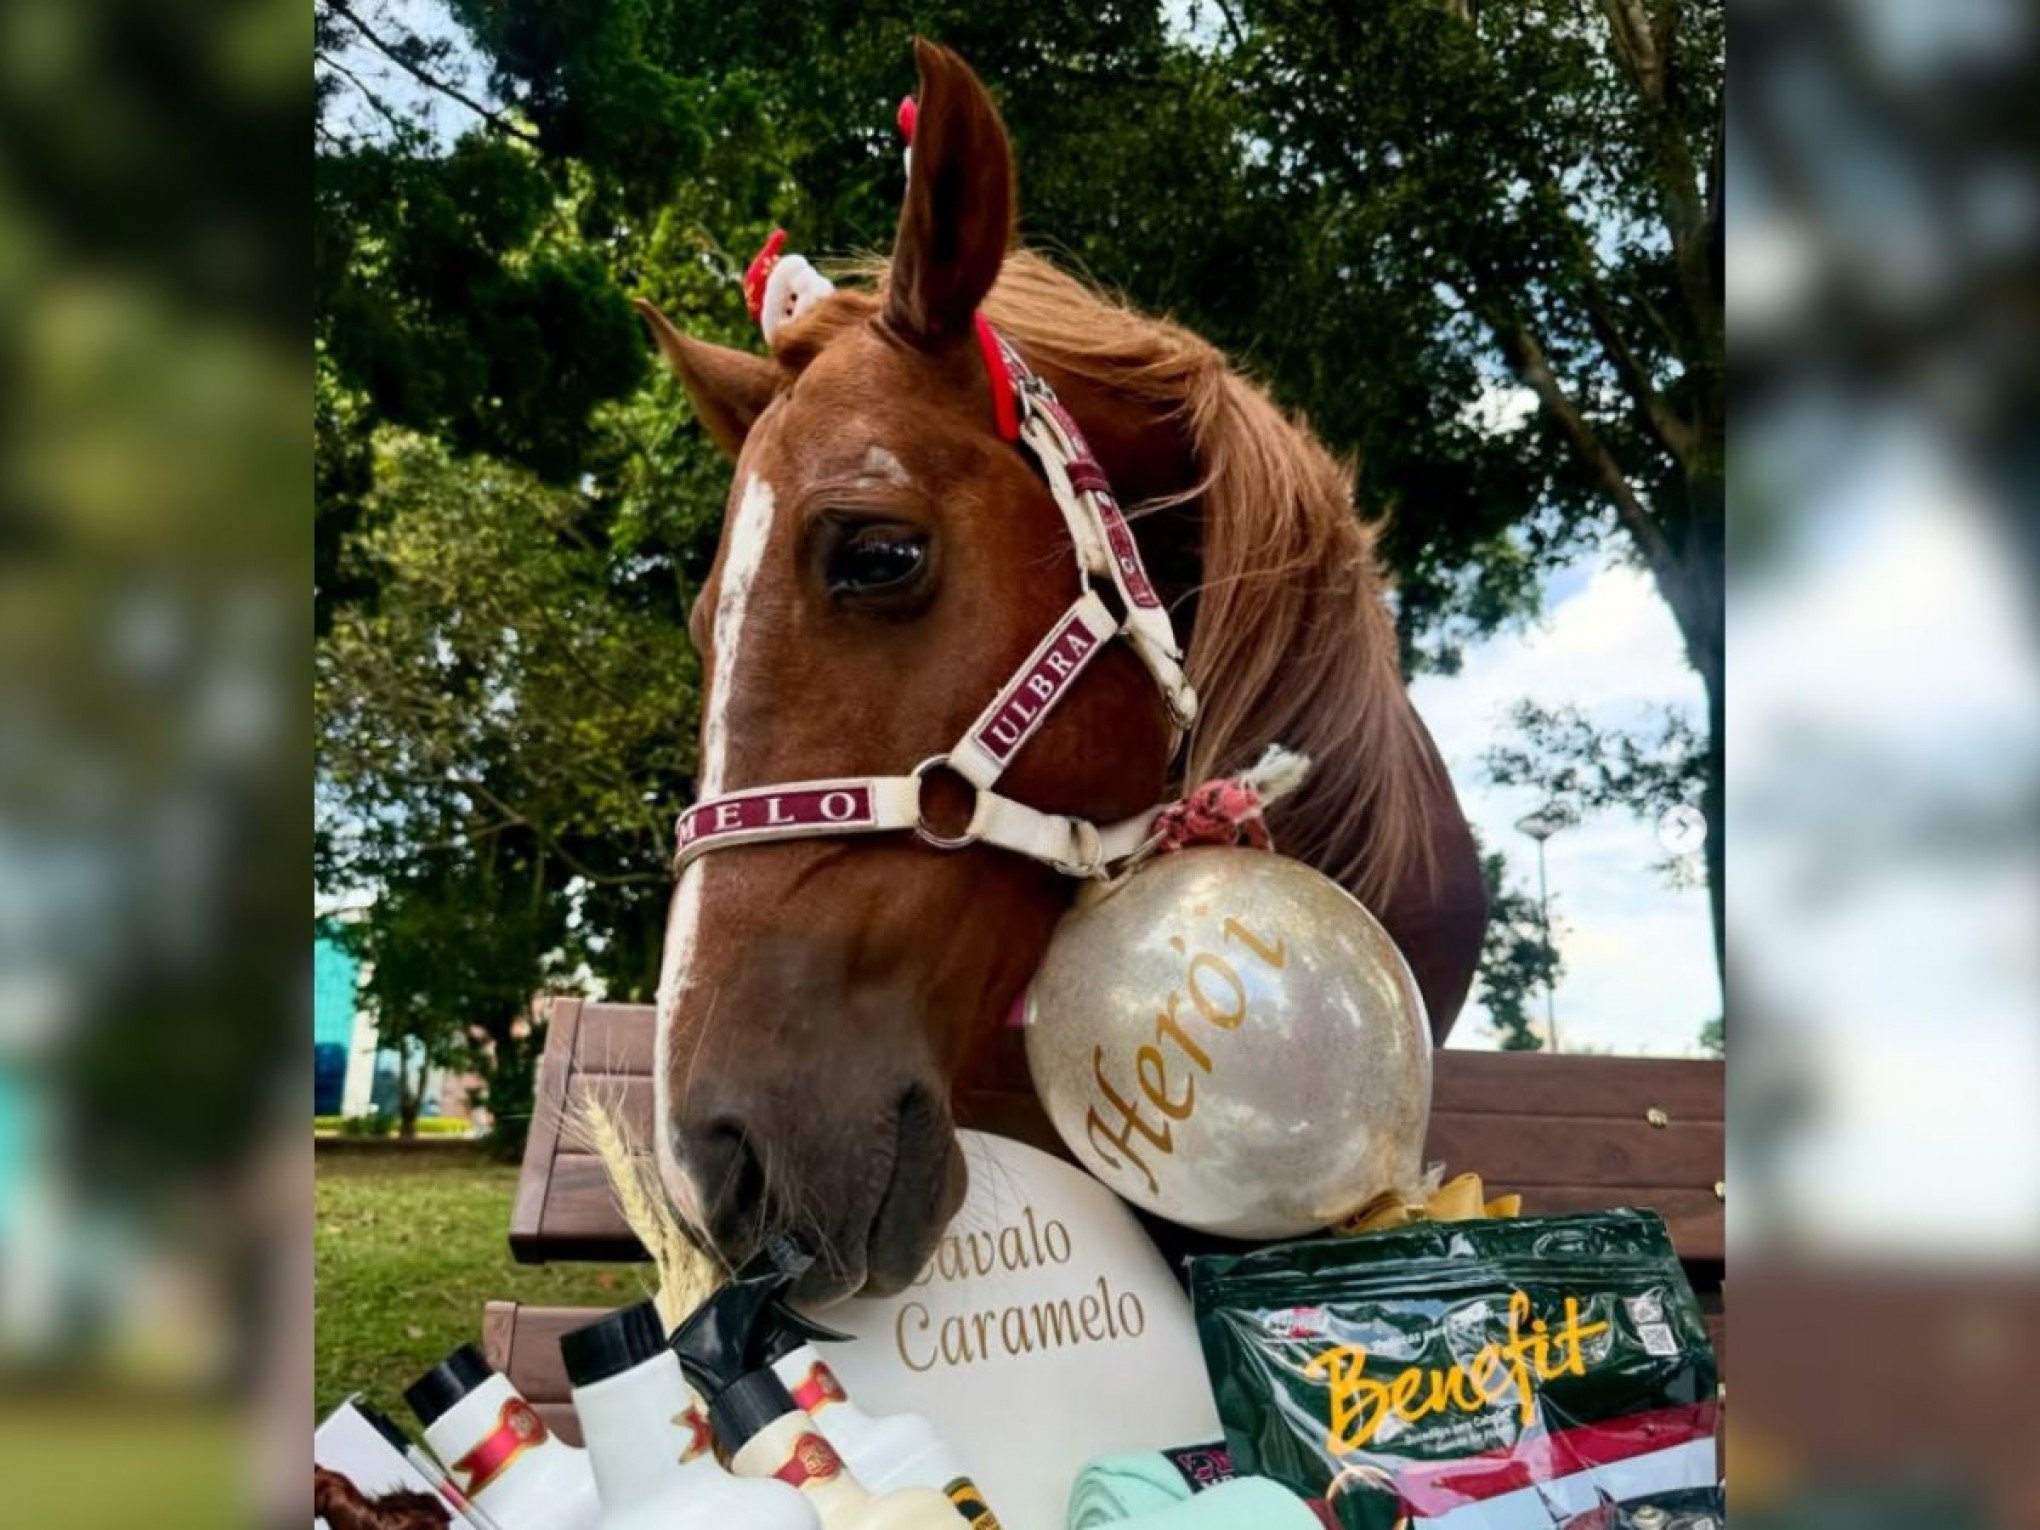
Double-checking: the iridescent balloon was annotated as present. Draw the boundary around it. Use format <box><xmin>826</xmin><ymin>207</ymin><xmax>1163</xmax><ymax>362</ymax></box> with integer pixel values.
<box><xmin>1023</xmin><ymin>849</ymin><xmax>1431</xmax><ymax>1238</ymax></box>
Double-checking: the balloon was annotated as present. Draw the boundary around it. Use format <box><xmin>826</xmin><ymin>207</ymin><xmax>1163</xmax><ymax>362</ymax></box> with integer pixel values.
<box><xmin>1023</xmin><ymin>849</ymin><xmax>1431</xmax><ymax>1238</ymax></box>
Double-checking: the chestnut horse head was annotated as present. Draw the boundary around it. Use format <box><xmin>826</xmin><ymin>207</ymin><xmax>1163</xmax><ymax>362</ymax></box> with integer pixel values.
<box><xmin>637</xmin><ymin>42</ymin><xmax>1486</xmax><ymax>1301</ymax></box>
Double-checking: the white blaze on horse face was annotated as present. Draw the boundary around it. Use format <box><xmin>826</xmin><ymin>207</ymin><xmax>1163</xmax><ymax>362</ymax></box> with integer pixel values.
<box><xmin>656</xmin><ymin>470</ymin><xmax>780</xmax><ymax>1222</ymax></box>
<box><xmin>700</xmin><ymin>472</ymin><xmax>779</xmax><ymax>796</ymax></box>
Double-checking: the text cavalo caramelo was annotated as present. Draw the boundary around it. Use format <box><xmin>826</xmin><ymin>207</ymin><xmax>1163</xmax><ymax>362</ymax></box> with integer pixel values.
<box><xmin>1304</xmin><ymin>1291</ymin><xmax>1612</xmax><ymax>1454</ymax></box>
<box><xmin>895</xmin><ymin>1276</ymin><xmax>1148</xmax><ymax>1371</ymax></box>
<box><xmin>897</xmin><ymin>1199</ymin><xmax>1149</xmax><ymax>1370</ymax></box>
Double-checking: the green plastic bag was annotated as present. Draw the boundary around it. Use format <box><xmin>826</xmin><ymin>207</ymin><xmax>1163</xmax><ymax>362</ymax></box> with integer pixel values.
<box><xmin>1190</xmin><ymin>1211</ymin><xmax>1720</xmax><ymax>1529</ymax></box>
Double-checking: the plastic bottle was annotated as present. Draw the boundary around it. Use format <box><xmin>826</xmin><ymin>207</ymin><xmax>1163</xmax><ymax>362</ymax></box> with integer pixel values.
<box><xmin>406</xmin><ymin>1344</ymin><xmax>601</xmax><ymax>1530</ymax></box>
<box><xmin>771</xmin><ymin>1342</ymin><xmax>998</xmax><ymax>1526</ymax></box>
<box><xmin>670</xmin><ymin>1248</ymin><xmax>970</xmax><ymax>1530</ymax></box>
<box><xmin>561</xmin><ymin>1299</ymin><xmax>820</xmax><ymax>1530</ymax></box>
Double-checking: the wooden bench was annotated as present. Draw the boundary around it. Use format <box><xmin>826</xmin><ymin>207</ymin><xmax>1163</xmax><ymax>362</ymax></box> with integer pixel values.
<box><xmin>488</xmin><ymin>996</ymin><xmax>1724</xmax><ymax>1443</ymax></box>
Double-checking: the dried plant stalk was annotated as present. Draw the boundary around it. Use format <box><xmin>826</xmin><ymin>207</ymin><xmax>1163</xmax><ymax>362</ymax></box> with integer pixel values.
<box><xmin>566</xmin><ymin>1090</ymin><xmax>724</xmax><ymax>1329</ymax></box>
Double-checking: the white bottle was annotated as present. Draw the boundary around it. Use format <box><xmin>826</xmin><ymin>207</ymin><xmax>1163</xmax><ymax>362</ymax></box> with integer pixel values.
<box><xmin>717</xmin><ymin>1367</ymin><xmax>967</xmax><ymax>1530</ymax></box>
<box><xmin>406</xmin><ymin>1344</ymin><xmax>601</xmax><ymax>1530</ymax></box>
<box><xmin>562</xmin><ymin>1301</ymin><xmax>820</xmax><ymax>1530</ymax></box>
<box><xmin>771</xmin><ymin>1344</ymin><xmax>998</xmax><ymax>1526</ymax></box>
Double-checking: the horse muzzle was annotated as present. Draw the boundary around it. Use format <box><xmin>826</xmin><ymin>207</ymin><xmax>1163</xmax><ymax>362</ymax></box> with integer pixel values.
<box><xmin>666</xmin><ymin>1068</ymin><xmax>968</xmax><ymax>1304</ymax></box>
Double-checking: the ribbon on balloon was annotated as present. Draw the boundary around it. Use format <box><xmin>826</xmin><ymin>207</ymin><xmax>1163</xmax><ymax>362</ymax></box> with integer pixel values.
<box><xmin>1334</xmin><ymin>1170</ymin><xmax>1522</xmax><ymax>1236</ymax></box>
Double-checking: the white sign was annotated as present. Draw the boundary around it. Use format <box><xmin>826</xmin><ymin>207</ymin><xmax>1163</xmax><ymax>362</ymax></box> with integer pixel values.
<box><xmin>800</xmin><ymin>1131</ymin><xmax>1222</xmax><ymax>1530</ymax></box>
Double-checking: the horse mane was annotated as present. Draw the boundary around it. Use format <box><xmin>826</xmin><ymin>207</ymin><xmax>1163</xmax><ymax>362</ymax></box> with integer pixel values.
<box><xmin>796</xmin><ymin>251</ymin><xmax>1438</xmax><ymax>910</ymax></box>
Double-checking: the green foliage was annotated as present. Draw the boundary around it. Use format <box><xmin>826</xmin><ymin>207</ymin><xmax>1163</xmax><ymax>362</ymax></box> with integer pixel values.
<box><xmin>1485</xmin><ymin>701</ymin><xmax>1705</xmax><ymax>821</ymax></box>
<box><xmin>1697</xmin><ymin>1013</ymin><xmax>1722</xmax><ymax>1057</ymax></box>
<box><xmin>330</xmin><ymin>846</ymin><xmax>567</xmax><ymax>1138</ymax></box>
<box><xmin>1483</xmin><ymin>701</ymin><xmax>1706</xmax><ymax>887</ymax></box>
<box><xmin>1475</xmin><ymin>845</ymin><xmax>1563</xmax><ymax>1051</ymax></box>
<box><xmin>316</xmin><ymin>137</ymin><xmax>646</xmax><ymax>482</ymax></box>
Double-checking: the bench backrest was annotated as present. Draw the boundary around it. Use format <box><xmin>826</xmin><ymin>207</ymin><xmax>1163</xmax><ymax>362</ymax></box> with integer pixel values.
<box><xmin>511</xmin><ymin>997</ymin><xmax>1724</xmax><ymax>1267</ymax></box>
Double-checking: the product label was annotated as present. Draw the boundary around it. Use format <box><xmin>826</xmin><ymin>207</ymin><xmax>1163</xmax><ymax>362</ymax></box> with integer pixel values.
<box><xmin>944</xmin><ymin>1475</ymin><xmax>1001</xmax><ymax>1528</ymax></box>
<box><xmin>1191</xmin><ymin>1211</ymin><xmax>1721</xmax><ymax>1530</ymax></box>
<box><xmin>449</xmin><ymin>1398</ymin><xmax>549</xmax><ymax>1497</ymax></box>
<box><xmin>789</xmin><ymin>1361</ymin><xmax>848</xmax><ymax>1414</ymax></box>
<box><xmin>772</xmin><ymin>1431</ymin><xmax>845</xmax><ymax>1492</ymax></box>
<box><xmin>1306</xmin><ymin>1291</ymin><xmax>1610</xmax><ymax>1453</ymax></box>
<box><xmin>1160</xmin><ymin>1443</ymin><xmax>1236</xmax><ymax>1493</ymax></box>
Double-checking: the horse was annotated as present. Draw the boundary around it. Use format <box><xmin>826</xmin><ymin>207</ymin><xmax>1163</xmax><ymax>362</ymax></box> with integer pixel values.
<box><xmin>635</xmin><ymin>41</ymin><xmax>1486</xmax><ymax>1302</ymax></box>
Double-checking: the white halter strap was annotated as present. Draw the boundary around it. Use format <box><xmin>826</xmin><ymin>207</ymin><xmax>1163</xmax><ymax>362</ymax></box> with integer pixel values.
<box><xmin>674</xmin><ymin>321</ymin><xmax>1196</xmax><ymax>880</ymax></box>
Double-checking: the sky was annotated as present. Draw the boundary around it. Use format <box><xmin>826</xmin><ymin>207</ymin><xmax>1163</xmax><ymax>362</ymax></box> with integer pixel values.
<box><xmin>1413</xmin><ymin>547</ymin><xmax>1719</xmax><ymax>1057</ymax></box>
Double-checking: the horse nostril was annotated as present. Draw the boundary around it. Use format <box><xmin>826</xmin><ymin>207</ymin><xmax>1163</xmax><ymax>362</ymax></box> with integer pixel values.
<box><xmin>686</xmin><ymin>1116</ymin><xmax>770</xmax><ymax>1244</ymax></box>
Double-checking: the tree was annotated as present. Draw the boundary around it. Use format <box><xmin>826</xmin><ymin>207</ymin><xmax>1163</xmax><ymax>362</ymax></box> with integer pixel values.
<box><xmin>1474</xmin><ymin>845</ymin><xmax>1564</xmax><ymax>1050</ymax></box>
<box><xmin>336</xmin><ymin>848</ymin><xmax>566</xmax><ymax>1145</ymax></box>
<box><xmin>316</xmin><ymin>425</ymin><xmax>706</xmax><ymax>1000</ymax></box>
<box><xmin>1483</xmin><ymin>700</ymin><xmax>1707</xmax><ymax>886</ymax></box>
<box><xmin>1221</xmin><ymin>0</ymin><xmax>1725</xmax><ymax>979</ymax></box>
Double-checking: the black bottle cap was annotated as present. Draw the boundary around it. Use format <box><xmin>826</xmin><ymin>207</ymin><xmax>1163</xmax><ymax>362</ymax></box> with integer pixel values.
<box><xmin>759</xmin><ymin>1303</ymin><xmax>857</xmax><ymax>1365</ymax></box>
<box><xmin>405</xmin><ymin>1344</ymin><xmax>496</xmax><ymax>1428</ymax></box>
<box><xmin>560</xmin><ymin>1300</ymin><xmax>667</xmax><ymax>1388</ymax></box>
<box><xmin>707</xmin><ymin>1367</ymin><xmax>802</xmax><ymax>1454</ymax></box>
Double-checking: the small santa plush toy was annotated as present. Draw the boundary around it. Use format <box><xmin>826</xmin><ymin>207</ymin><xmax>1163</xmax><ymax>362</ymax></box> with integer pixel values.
<box><xmin>743</xmin><ymin>228</ymin><xmax>836</xmax><ymax>344</ymax></box>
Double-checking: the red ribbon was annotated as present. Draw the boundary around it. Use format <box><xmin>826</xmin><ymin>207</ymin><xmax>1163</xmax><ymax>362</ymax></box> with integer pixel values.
<box><xmin>449</xmin><ymin>1398</ymin><xmax>549</xmax><ymax>1497</ymax></box>
<box><xmin>772</xmin><ymin>1431</ymin><xmax>846</xmax><ymax>1490</ymax></box>
<box><xmin>789</xmin><ymin>1361</ymin><xmax>848</xmax><ymax>1414</ymax></box>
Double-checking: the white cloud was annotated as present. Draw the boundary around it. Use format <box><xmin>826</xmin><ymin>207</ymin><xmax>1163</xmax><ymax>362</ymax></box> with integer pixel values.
<box><xmin>1409</xmin><ymin>553</ymin><xmax>1720</xmax><ymax>1055</ymax></box>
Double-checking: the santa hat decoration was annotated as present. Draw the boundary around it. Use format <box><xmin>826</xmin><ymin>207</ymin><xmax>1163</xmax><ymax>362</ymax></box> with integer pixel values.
<box><xmin>741</xmin><ymin>228</ymin><xmax>788</xmax><ymax>322</ymax></box>
<box><xmin>741</xmin><ymin>226</ymin><xmax>835</xmax><ymax>345</ymax></box>
<box><xmin>897</xmin><ymin>94</ymin><xmax>918</xmax><ymax>178</ymax></box>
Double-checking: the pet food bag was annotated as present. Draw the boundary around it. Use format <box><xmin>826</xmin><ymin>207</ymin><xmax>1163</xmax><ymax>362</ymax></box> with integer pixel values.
<box><xmin>1190</xmin><ymin>1210</ymin><xmax>1720</xmax><ymax>1530</ymax></box>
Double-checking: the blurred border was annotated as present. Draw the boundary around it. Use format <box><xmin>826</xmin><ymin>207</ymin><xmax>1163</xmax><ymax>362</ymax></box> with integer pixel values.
<box><xmin>2</xmin><ymin>0</ymin><xmax>2038</xmax><ymax>1522</ymax></box>
<box><xmin>0</xmin><ymin>0</ymin><xmax>310</xmax><ymax>1524</ymax></box>
<box><xmin>1734</xmin><ymin>0</ymin><xmax>2040</xmax><ymax>1523</ymax></box>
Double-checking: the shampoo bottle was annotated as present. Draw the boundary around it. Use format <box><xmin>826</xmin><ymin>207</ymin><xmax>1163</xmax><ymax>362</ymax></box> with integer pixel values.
<box><xmin>561</xmin><ymin>1300</ymin><xmax>819</xmax><ymax>1530</ymax></box>
<box><xmin>771</xmin><ymin>1342</ymin><xmax>998</xmax><ymax>1527</ymax></box>
<box><xmin>670</xmin><ymin>1249</ymin><xmax>968</xmax><ymax>1530</ymax></box>
<box><xmin>406</xmin><ymin>1344</ymin><xmax>601</xmax><ymax>1530</ymax></box>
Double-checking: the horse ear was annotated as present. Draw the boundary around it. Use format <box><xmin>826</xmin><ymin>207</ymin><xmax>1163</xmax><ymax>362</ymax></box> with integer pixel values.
<box><xmin>883</xmin><ymin>40</ymin><xmax>1014</xmax><ymax>348</ymax></box>
<box><xmin>634</xmin><ymin>298</ymin><xmax>778</xmax><ymax>458</ymax></box>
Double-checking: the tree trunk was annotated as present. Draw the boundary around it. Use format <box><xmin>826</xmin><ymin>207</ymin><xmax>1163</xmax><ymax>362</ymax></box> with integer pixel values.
<box><xmin>1648</xmin><ymin>464</ymin><xmax>1725</xmax><ymax>996</ymax></box>
<box><xmin>397</xmin><ymin>1041</ymin><xmax>421</xmax><ymax>1140</ymax></box>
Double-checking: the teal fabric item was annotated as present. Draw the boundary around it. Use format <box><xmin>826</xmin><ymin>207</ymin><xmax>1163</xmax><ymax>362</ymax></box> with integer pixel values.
<box><xmin>1068</xmin><ymin>1452</ymin><xmax>1195</xmax><ymax>1528</ymax></box>
<box><xmin>1104</xmin><ymin>1478</ymin><xmax>1320</xmax><ymax>1530</ymax></box>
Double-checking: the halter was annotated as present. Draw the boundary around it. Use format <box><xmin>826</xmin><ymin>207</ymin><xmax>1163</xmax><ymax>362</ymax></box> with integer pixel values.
<box><xmin>673</xmin><ymin>317</ymin><xmax>1198</xmax><ymax>881</ymax></box>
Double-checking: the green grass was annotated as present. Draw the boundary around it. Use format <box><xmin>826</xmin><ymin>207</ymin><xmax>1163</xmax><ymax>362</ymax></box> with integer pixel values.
<box><xmin>314</xmin><ymin>1115</ymin><xmax>476</xmax><ymax>1137</ymax></box>
<box><xmin>316</xmin><ymin>1147</ymin><xmax>649</xmax><ymax>1422</ymax></box>
<box><xmin>0</xmin><ymin>1399</ymin><xmax>238</xmax><ymax>1530</ymax></box>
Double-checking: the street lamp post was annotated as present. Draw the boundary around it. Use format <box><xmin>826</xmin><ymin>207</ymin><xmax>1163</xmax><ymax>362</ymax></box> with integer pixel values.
<box><xmin>1513</xmin><ymin>804</ymin><xmax>1573</xmax><ymax>1053</ymax></box>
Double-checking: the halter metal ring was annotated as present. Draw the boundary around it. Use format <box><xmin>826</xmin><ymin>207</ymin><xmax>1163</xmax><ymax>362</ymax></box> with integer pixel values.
<box><xmin>1049</xmin><ymin>818</ymin><xmax>1107</xmax><ymax>880</ymax></box>
<box><xmin>910</xmin><ymin>756</ymin><xmax>980</xmax><ymax>851</ymax></box>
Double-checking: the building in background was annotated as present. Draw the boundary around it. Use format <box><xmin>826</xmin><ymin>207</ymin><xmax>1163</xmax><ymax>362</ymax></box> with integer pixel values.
<box><xmin>312</xmin><ymin>917</ymin><xmax>467</xmax><ymax>1127</ymax></box>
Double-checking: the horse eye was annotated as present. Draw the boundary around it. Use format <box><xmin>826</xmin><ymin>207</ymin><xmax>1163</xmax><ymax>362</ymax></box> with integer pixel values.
<box><xmin>827</xmin><ymin>526</ymin><xmax>928</xmax><ymax>596</ymax></box>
